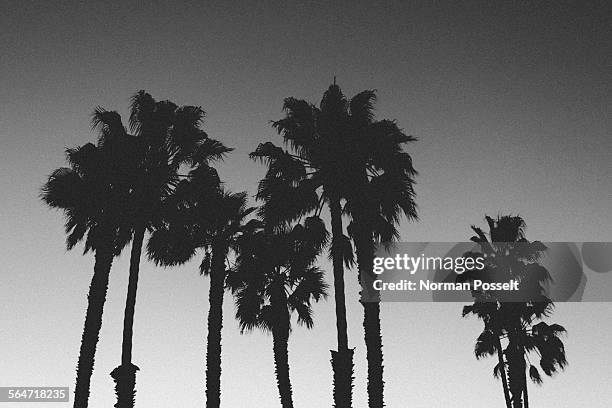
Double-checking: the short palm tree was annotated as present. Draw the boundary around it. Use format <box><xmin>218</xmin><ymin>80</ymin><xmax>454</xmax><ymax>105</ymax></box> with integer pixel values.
<box><xmin>462</xmin><ymin>215</ymin><xmax>568</xmax><ymax>408</ymax></box>
<box><xmin>147</xmin><ymin>165</ymin><xmax>256</xmax><ymax>408</ymax></box>
<box><xmin>41</xmin><ymin>139</ymin><xmax>133</xmax><ymax>408</ymax></box>
<box><xmin>228</xmin><ymin>219</ymin><xmax>328</xmax><ymax>408</ymax></box>
<box><xmin>97</xmin><ymin>91</ymin><xmax>231</xmax><ymax>408</ymax></box>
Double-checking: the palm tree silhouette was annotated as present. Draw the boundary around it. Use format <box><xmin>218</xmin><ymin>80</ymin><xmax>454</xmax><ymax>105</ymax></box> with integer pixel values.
<box><xmin>99</xmin><ymin>91</ymin><xmax>230</xmax><ymax>408</ymax></box>
<box><xmin>461</xmin><ymin>215</ymin><xmax>568</xmax><ymax>408</ymax></box>
<box><xmin>147</xmin><ymin>167</ymin><xmax>256</xmax><ymax>408</ymax></box>
<box><xmin>252</xmin><ymin>83</ymin><xmax>416</xmax><ymax>407</ymax></box>
<box><xmin>41</xmin><ymin>138</ymin><xmax>134</xmax><ymax>408</ymax></box>
<box><xmin>312</xmin><ymin>84</ymin><xmax>416</xmax><ymax>408</ymax></box>
<box><xmin>228</xmin><ymin>219</ymin><xmax>328</xmax><ymax>408</ymax></box>
<box><xmin>251</xmin><ymin>98</ymin><xmax>356</xmax><ymax>406</ymax></box>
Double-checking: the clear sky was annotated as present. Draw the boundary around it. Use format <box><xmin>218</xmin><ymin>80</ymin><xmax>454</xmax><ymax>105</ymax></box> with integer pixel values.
<box><xmin>1</xmin><ymin>1</ymin><xmax>611</xmax><ymax>407</ymax></box>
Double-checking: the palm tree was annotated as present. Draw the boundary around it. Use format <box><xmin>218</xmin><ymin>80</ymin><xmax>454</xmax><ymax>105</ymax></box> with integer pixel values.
<box><xmin>461</xmin><ymin>215</ymin><xmax>568</xmax><ymax>408</ymax></box>
<box><xmin>147</xmin><ymin>166</ymin><xmax>256</xmax><ymax>408</ymax></box>
<box><xmin>342</xmin><ymin>100</ymin><xmax>417</xmax><ymax>408</ymax></box>
<box><xmin>228</xmin><ymin>219</ymin><xmax>328</xmax><ymax>408</ymax></box>
<box><xmin>252</xmin><ymin>83</ymin><xmax>416</xmax><ymax>407</ymax></box>
<box><xmin>99</xmin><ymin>91</ymin><xmax>231</xmax><ymax>408</ymax></box>
<box><xmin>252</xmin><ymin>131</ymin><xmax>355</xmax><ymax>404</ymax></box>
<box><xmin>41</xmin><ymin>138</ymin><xmax>133</xmax><ymax>408</ymax></box>
<box><xmin>260</xmin><ymin>83</ymin><xmax>417</xmax><ymax>408</ymax></box>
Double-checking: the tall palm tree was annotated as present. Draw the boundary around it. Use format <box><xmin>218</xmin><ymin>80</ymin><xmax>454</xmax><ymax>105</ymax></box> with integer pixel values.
<box><xmin>252</xmin><ymin>140</ymin><xmax>355</xmax><ymax>403</ymax></box>
<box><xmin>228</xmin><ymin>219</ymin><xmax>328</xmax><ymax>408</ymax></box>
<box><xmin>147</xmin><ymin>166</ymin><xmax>256</xmax><ymax>408</ymax></box>
<box><xmin>99</xmin><ymin>91</ymin><xmax>231</xmax><ymax>408</ymax></box>
<box><xmin>342</xmin><ymin>95</ymin><xmax>417</xmax><ymax>408</ymax></box>
<box><xmin>461</xmin><ymin>215</ymin><xmax>568</xmax><ymax>408</ymax></box>
<box><xmin>253</xmin><ymin>83</ymin><xmax>417</xmax><ymax>408</ymax></box>
<box><xmin>41</xmin><ymin>138</ymin><xmax>133</xmax><ymax>408</ymax></box>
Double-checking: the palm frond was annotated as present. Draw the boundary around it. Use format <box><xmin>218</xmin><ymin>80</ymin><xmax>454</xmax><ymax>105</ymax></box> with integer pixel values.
<box><xmin>189</xmin><ymin>138</ymin><xmax>234</xmax><ymax>166</ymax></box>
<box><xmin>349</xmin><ymin>89</ymin><xmax>377</xmax><ymax>124</ymax></box>
<box><xmin>146</xmin><ymin>226</ymin><xmax>196</xmax><ymax>266</ymax></box>
<box><xmin>475</xmin><ymin>329</ymin><xmax>498</xmax><ymax>359</ymax></box>
<box><xmin>129</xmin><ymin>90</ymin><xmax>156</xmax><ymax>134</ymax></box>
<box><xmin>234</xmin><ymin>285</ymin><xmax>264</xmax><ymax>334</ymax></box>
<box><xmin>529</xmin><ymin>365</ymin><xmax>543</xmax><ymax>385</ymax></box>
<box><xmin>493</xmin><ymin>361</ymin><xmax>507</xmax><ymax>379</ymax></box>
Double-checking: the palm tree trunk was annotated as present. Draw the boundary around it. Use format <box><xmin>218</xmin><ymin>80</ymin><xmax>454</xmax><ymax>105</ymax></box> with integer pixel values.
<box><xmin>507</xmin><ymin>357</ymin><xmax>523</xmax><ymax>408</ymax></box>
<box><xmin>506</xmin><ymin>331</ymin><xmax>525</xmax><ymax>408</ymax></box>
<box><xmin>522</xmin><ymin>367</ymin><xmax>529</xmax><ymax>408</ymax></box>
<box><xmin>109</xmin><ymin>364</ymin><xmax>138</xmax><ymax>408</ymax></box>
<box><xmin>73</xmin><ymin>241</ymin><xmax>114</xmax><ymax>408</ymax></box>
<box><xmin>331</xmin><ymin>349</ymin><xmax>355</xmax><ymax>408</ymax></box>
<box><xmin>329</xmin><ymin>197</ymin><xmax>354</xmax><ymax>408</ymax></box>
<box><xmin>272</xmin><ymin>326</ymin><xmax>294</xmax><ymax>408</ymax></box>
<box><xmin>362</xmin><ymin>302</ymin><xmax>384</xmax><ymax>408</ymax></box>
<box><xmin>495</xmin><ymin>336</ymin><xmax>512</xmax><ymax>408</ymax></box>
<box><xmin>205</xmin><ymin>243</ymin><xmax>227</xmax><ymax>408</ymax></box>
<box><xmin>353</xmin><ymin>213</ymin><xmax>384</xmax><ymax>408</ymax></box>
<box><xmin>111</xmin><ymin>225</ymin><xmax>145</xmax><ymax>408</ymax></box>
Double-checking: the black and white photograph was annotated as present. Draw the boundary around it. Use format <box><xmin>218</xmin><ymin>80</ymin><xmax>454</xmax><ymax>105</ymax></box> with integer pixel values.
<box><xmin>1</xmin><ymin>1</ymin><xmax>611</xmax><ymax>407</ymax></box>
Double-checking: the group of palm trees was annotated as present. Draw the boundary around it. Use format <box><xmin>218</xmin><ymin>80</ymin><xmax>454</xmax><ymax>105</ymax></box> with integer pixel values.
<box><xmin>41</xmin><ymin>85</ymin><xmax>566</xmax><ymax>408</ymax></box>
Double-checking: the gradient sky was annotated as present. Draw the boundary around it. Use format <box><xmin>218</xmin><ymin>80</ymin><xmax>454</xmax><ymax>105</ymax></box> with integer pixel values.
<box><xmin>1</xmin><ymin>1</ymin><xmax>611</xmax><ymax>407</ymax></box>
